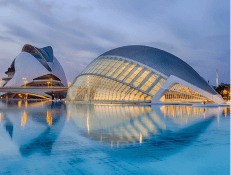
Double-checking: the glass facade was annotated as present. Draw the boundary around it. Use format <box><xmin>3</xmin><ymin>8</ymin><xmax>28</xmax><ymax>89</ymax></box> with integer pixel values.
<box><xmin>67</xmin><ymin>56</ymin><xmax>169</xmax><ymax>103</ymax></box>
<box><xmin>159</xmin><ymin>83</ymin><xmax>214</xmax><ymax>103</ymax></box>
<box><xmin>67</xmin><ymin>56</ymin><xmax>171</xmax><ymax>102</ymax></box>
<box><xmin>67</xmin><ymin>75</ymin><xmax>152</xmax><ymax>102</ymax></box>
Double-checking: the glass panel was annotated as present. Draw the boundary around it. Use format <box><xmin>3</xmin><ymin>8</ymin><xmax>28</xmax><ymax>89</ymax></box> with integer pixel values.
<box><xmin>124</xmin><ymin>66</ymin><xmax>143</xmax><ymax>84</ymax></box>
<box><xmin>95</xmin><ymin>57</ymin><xmax>111</xmax><ymax>74</ymax></box>
<box><xmin>106</xmin><ymin>59</ymin><xmax>124</xmax><ymax>77</ymax></box>
<box><xmin>91</xmin><ymin>58</ymin><xmax>106</xmax><ymax>73</ymax></box>
<box><xmin>148</xmin><ymin>77</ymin><xmax>166</xmax><ymax>95</ymax></box>
<box><xmin>82</xmin><ymin>59</ymin><xmax>99</xmax><ymax>74</ymax></box>
<box><xmin>112</xmin><ymin>61</ymin><xmax>129</xmax><ymax>79</ymax></box>
<box><xmin>134</xmin><ymin>91</ymin><xmax>143</xmax><ymax>101</ymax></box>
<box><xmin>140</xmin><ymin>73</ymin><xmax>158</xmax><ymax>91</ymax></box>
<box><xmin>118</xmin><ymin>64</ymin><xmax>136</xmax><ymax>81</ymax></box>
<box><xmin>101</xmin><ymin>58</ymin><xmax>119</xmax><ymax>75</ymax></box>
<box><xmin>129</xmin><ymin>89</ymin><xmax>138</xmax><ymax>101</ymax></box>
<box><xmin>67</xmin><ymin>74</ymin><xmax>151</xmax><ymax>102</ymax></box>
<box><xmin>133</xmin><ymin>70</ymin><xmax>150</xmax><ymax>87</ymax></box>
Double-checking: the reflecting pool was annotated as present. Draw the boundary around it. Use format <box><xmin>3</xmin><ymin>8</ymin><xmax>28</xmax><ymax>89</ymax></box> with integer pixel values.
<box><xmin>0</xmin><ymin>101</ymin><xmax>229</xmax><ymax>174</ymax></box>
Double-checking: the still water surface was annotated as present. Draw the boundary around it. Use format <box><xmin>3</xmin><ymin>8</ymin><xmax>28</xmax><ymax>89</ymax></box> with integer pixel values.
<box><xmin>0</xmin><ymin>101</ymin><xmax>229</xmax><ymax>175</ymax></box>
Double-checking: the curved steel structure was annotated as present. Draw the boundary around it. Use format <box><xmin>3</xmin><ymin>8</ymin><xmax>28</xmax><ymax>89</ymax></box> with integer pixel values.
<box><xmin>67</xmin><ymin>45</ymin><xmax>224</xmax><ymax>103</ymax></box>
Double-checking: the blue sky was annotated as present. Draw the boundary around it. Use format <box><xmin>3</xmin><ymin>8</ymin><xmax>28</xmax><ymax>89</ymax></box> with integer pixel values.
<box><xmin>0</xmin><ymin>0</ymin><xmax>229</xmax><ymax>85</ymax></box>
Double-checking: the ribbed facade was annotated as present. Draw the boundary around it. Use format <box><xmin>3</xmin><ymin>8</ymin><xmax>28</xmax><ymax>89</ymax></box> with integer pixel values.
<box><xmin>67</xmin><ymin>45</ymin><xmax>223</xmax><ymax>104</ymax></box>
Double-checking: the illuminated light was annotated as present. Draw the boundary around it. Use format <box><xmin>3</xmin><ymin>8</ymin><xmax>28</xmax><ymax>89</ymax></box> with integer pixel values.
<box><xmin>68</xmin><ymin>82</ymin><xmax>71</xmax><ymax>87</ymax></box>
<box><xmin>0</xmin><ymin>80</ymin><xmax>2</xmax><ymax>87</ymax></box>
<box><xmin>46</xmin><ymin>111</ymin><xmax>52</xmax><ymax>127</ymax></box>
<box><xmin>21</xmin><ymin>111</ymin><xmax>27</xmax><ymax>129</ymax></box>
<box><xmin>67</xmin><ymin>110</ymin><xmax>70</xmax><ymax>122</ymax></box>
<box><xmin>139</xmin><ymin>132</ymin><xmax>142</xmax><ymax>144</ymax></box>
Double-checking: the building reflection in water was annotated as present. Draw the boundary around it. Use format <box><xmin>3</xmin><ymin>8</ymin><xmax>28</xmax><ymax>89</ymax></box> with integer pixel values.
<box><xmin>0</xmin><ymin>101</ymin><xmax>66</xmax><ymax>156</ymax></box>
<box><xmin>67</xmin><ymin>103</ymin><xmax>225</xmax><ymax>148</ymax></box>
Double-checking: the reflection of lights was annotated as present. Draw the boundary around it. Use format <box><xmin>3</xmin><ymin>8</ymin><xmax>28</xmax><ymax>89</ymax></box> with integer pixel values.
<box><xmin>21</xmin><ymin>111</ymin><xmax>27</xmax><ymax>129</ymax></box>
<box><xmin>18</xmin><ymin>100</ymin><xmax>22</xmax><ymax>108</ymax></box>
<box><xmin>67</xmin><ymin>111</ymin><xmax>70</xmax><ymax>122</ymax></box>
<box><xmin>224</xmin><ymin>107</ymin><xmax>227</xmax><ymax>117</ymax></box>
<box><xmin>46</xmin><ymin>111</ymin><xmax>52</xmax><ymax>127</ymax></box>
<box><xmin>25</xmin><ymin>101</ymin><xmax>28</xmax><ymax>108</ymax></box>
<box><xmin>139</xmin><ymin>132</ymin><xmax>142</xmax><ymax>144</ymax></box>
<box><xmin>87</xmin><ymin>114</ymin><xmax>89</xmax><ymax>134</ymax></box>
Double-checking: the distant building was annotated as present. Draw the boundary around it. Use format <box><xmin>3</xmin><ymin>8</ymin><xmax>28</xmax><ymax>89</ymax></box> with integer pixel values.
<box><xmin>1</xmin><ymin>44</ymin><xmax>67</xmax><ymax>99</ymax></box>
<box><xmin>67</xmin><ymin>45</ymin><xmax>224</xmax><ymax>104</ymax></box>
<box><xmin>215</xmin><ymin>83</ymin><xmax>230</xmax><ymax>101</ymax></box>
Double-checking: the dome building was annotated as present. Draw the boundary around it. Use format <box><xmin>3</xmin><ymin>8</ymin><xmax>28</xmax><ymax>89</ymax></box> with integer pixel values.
<box><xmin>1</xmin><ymin>44</ymin><xmax>67</xmax><ymax>99</ymax></box>
<box><xmin>67</xmin><ymin>45</ymin><xmax>224</xmax><ymax>104</ymax></box>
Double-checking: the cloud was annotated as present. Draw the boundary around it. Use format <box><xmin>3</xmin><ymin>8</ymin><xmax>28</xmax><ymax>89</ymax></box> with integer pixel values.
<box><xmin>0</xmin><ymin>0</ymin><xmax>229</xmax><ymax>84</ymax></box>
<box><xmin>0</xmin><ymin>36</ymin><xmax>14</xmax><ymax>42</ymax></box>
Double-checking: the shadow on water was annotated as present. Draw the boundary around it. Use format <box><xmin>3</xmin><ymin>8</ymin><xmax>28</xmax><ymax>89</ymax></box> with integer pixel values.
<box><xmin>67</xmin><ymin>103</ymin><xmax>223</xmax><ymax>160</ymax></box>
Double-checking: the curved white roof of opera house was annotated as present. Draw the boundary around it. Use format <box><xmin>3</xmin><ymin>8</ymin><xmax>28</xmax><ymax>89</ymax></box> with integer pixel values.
<box><xmin>67</xmin><ymin>45</ymin><xmax>224</xmax><ymax>104</ymax></box>
<box><xmin>3</xmin><ymin>44</ymin><xmax>67</xmax><ymax>87</ymax></box>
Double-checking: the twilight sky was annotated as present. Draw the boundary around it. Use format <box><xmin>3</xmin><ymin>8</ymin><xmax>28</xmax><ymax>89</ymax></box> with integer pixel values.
<box><xmin>0</xmin><ymin>0</ymin><xmax>230</xmax><ymax>85</ymax></box>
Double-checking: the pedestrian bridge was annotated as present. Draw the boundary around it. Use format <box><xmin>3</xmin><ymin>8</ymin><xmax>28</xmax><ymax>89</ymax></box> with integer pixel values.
<box><xmin>0</xmin><ymin>87</ymin><xmax>68</xmax><ymax>99</ymax></box>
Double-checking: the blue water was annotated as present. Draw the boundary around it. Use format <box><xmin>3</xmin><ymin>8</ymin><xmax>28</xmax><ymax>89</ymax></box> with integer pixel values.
<box><xmin>0</xmin><ymin>101</ymin><xmax>229</xmax><ymax>175</ymax></box>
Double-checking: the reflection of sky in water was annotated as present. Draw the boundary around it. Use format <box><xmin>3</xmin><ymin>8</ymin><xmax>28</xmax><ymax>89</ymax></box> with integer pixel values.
<box><xmin>0</xmin><ymin>101</ymin><xmax>229</xmax><ymax>174</ymax></box>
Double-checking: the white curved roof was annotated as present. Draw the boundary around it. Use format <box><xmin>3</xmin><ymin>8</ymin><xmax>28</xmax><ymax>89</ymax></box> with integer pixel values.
<box><xmin>5</xmin><ymin>44</ymin><xmax>67</xmax><ymax>87</ymax></box>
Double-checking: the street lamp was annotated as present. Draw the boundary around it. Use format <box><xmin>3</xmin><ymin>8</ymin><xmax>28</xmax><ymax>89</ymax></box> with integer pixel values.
<box><xmin>0</xmin><ymin>80</ymin><xmax>2</xmax><ymax>87</ymax></box>
<box><xmin>47</xmin><ymin>81</ymin><xmax>51</xmax><ymax>87</ymax></box>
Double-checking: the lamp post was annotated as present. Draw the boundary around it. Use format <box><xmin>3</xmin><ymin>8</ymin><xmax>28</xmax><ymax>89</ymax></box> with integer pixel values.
<box><xmin>0</xmin><ymin>80</ymin><xmax>2</xmax><ymax>87</ymax></box>
<box><xmin>22</xmin><ymin>78</ymin><xmax>27</xmax><ymax>87</ymax></box>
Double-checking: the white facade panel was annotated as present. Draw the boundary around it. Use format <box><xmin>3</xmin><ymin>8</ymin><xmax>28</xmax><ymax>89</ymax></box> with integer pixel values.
<box><xmin>5</xmin><ymin>52</ymin><xmax>50</xmax><ymax>87</ymax></box>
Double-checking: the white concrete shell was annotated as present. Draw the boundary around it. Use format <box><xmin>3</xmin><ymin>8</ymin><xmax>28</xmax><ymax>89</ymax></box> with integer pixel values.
<box><xmin>4</xmin><ymin>45</ymin><xmax>67</xmax><ymax>87</ymax></box>
<box><xmin>5</xmin><ymin>52</ymin><xmax>51</xmax><ymax>87</ymax></box>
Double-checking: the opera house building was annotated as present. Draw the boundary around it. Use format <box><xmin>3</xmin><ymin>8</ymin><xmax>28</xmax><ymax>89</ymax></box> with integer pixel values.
<box><xmin>1</xmin><ymin>44</ymin><xmax>67</xmax><ymax>99</ymax></box>
<box><xmin>67</xmin><ymin>45</ymin><xmax>224</xmax><ymax>104</ymax></box>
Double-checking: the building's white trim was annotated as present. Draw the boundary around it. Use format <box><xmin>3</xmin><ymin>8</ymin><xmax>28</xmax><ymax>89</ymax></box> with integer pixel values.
<box><xmin>151</xmin><ymin>75</ymin><xmax>224</xmax><ymax>104</ymax></box>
